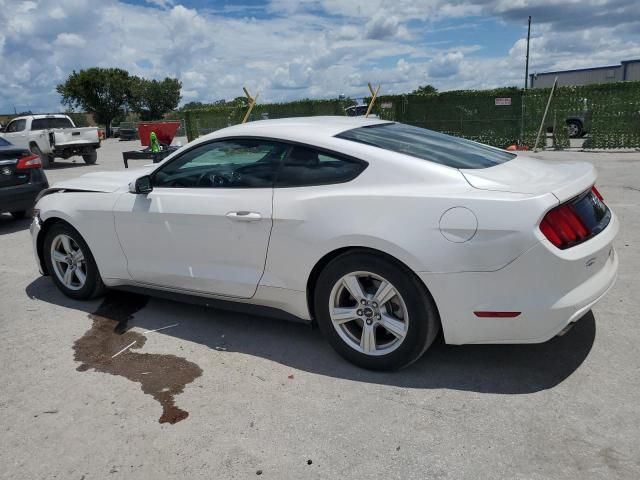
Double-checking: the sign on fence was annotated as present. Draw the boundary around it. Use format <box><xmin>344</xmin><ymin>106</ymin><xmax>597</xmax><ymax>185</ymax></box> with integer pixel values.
<box><xmin>380</xmin><ymin>102</ymin><xmax>393</xmax><ymax>109</ymax></box>
<box><xmin>495</xmin><ymin>97</ymin><xmax>512</xmax><ymax>106</ymax></box>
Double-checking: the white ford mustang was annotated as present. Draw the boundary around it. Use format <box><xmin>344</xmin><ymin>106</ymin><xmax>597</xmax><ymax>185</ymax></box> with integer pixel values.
<box><xmin>30</xmin><ymin>117</ymin><xmax>618</xmax><ymax>370</ymax></box>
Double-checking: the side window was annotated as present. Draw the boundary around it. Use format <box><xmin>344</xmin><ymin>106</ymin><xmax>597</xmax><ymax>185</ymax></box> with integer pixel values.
<box><xmin>6</xmin><ymin>119</ymin><xmax>26</xmax><ymax>133</ymax></box>
<box><xmin>152</xmin><ymin>139</ymin><xmax>288</xmax><ymax>189</ymax></box>
<box><xmin>275</xmin><ymin>146</ymin><xmax>366</xmax><ymax>187</ymax></box>
<box><xmin>32</xmin><ymin>118</ymin><xmax>74</xmax><ymax>130</ymax></box>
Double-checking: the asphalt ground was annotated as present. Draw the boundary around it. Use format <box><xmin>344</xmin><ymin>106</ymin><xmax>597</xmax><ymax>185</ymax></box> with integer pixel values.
<box><xmin>1</xmin><ymin>138</ymin><xmax>639</xmax><ymax>479</ymax></box>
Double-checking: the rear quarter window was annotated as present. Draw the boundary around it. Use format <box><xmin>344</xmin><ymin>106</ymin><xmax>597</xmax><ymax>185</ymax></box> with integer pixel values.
<box><xmin>336</xmin><ymin>122</ymin><xmax>515</xmax><ymax>169</ymax></box>
<box><xmin>275</xmin><ymin>146</ymin><xmax>366</xmax><ymax>187</ymax></box>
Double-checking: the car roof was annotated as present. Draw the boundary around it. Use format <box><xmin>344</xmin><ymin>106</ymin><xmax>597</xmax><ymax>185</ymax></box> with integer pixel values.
<box><xmin>10</xmin><ymin>114</ymin><xmax>69</xmax><ymax>120</ymax></box>
<box><xmin>203</xmin><ymin>116</ymin><xmax>392</xmax><ymax>143</ymax></box>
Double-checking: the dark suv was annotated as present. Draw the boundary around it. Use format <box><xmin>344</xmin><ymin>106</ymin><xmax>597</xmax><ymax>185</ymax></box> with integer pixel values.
<box><xmin>0</xmin><ymin>137</ymin><xmax>48</xmax><ymax>219</ymax></box>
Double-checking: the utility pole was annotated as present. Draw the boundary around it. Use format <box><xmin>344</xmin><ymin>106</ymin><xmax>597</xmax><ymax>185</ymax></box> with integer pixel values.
<box><xmin>525</xmin><ymin>16</ymin><xmax>531</xmax><ymax>89</ymax></box>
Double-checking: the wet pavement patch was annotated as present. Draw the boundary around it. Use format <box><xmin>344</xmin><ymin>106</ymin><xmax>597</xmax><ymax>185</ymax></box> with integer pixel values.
<box><xmin>73</xmin><ymin>291</ymin><xmax>203</xmax><ymax>424</ymax></box>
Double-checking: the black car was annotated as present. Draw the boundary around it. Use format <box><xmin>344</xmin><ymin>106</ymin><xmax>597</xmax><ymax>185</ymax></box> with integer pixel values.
<box><xmin>0</xmin><ymin>137</ymin><xmax>48</xmax><ymax>219</ymax></box>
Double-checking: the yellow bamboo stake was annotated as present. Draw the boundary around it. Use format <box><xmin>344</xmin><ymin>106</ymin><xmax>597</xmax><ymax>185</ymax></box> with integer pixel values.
<box><xmin>365</xmin><ymin>83</ymin><xmax>381</xmax><ymax>118</ymax></box>
<box><xmin>533</xmin><ymin>76</ymin><xmax>558</xmax><ymax>152</ymax></box>
<box><xmin>242</xmin><ymin>87</ymin><xmax>258</xmax><ymax>124</ymax></box>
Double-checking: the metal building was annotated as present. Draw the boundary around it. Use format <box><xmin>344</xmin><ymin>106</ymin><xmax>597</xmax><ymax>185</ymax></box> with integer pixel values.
<box><xmin>530</xmin><ymin>59</ymin><xmax>640</xmax><ymax>88</ymax></box>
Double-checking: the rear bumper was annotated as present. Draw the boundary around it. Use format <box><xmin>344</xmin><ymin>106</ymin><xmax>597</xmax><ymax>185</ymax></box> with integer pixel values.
<box><xmin>0</xmin><ymin>181</ymin><xmax>47</xmax><ymax>214</ymax></box>
<box><xmin>419</xmin><ymin>212</ymin><xmax>619</xmax><ymax>345</ymax></box>
<box><xmin>54</xmin><ymin>143</ymin><xmax>100</xmax><ymax>157</ymax></box>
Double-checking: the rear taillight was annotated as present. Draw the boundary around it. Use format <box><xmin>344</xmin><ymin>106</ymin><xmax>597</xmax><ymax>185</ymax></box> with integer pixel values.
<box><xmin>591</xmin><ymin>185</ymin><xmax>603</xmax><ymax>201</ymax></box>
<box><xmin>16</xmin><ymin>154</ymin><xmax>42</xmax><ymax>170</ymax></box>
<box><xmin>539</xmin><ymin>186</ymin><xmax>605</xmax><ymax>249</ymax></box>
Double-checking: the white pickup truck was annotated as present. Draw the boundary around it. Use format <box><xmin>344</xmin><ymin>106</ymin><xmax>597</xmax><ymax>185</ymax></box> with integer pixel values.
<box><xmin>0</xmin><ymin>114</ymin><xmax>100</xmax><ymax>168</ymax></box>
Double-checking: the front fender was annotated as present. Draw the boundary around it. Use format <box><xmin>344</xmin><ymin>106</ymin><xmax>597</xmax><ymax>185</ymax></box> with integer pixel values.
<box><xmin>35</xmin><ymin>191</ymin><xmax>130</xmax><ymax>281</ymax></box>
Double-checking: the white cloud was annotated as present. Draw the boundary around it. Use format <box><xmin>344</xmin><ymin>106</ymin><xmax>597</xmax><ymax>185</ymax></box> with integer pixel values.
<box><xmin>0</xmin><ymin>0</ymin><xmax>637</xmax><ymax>113</ymax></box>
<box><xmin>428</xmin><ymin>51</ymin><xmax>464</xmax><ymax>78</ymax></box>
<box><xmin>54</xmin><ymin>33</ymin><xmax>86</xmax><ymax>48</ymax></box>
<box><xmin>365</xmin><ymin>13</ymin><xmax>404</xmax><ymax>40</ymax></box>
<box><xmin>49</xmin><ymin>6</ymin><xmax>66</xmax><ymax>19</ymax></box>
<box><xmin>145</xmin><ymin>0</ymin><xmax>175</xmax><ymax>8</ymax></box>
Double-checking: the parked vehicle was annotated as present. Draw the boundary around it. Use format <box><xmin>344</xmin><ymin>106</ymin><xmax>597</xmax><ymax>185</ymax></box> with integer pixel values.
<box><xmin>0</xmin><ymin>137</ymin><xmax>48</xmax><ymax>219</ymax></box>
<box><xmin>345</xmin><ymin>104</ymin><xmax>377</xmax><ymax>117</ymax></box>
<box><xmin>546</xmin><ymin>110</ymin><xmax>592</xmax><ymax>138</ymax></box>
<box><xmin>30</xmin><ymin>117</ymin><xmax>618</xmax><ymax>370</ymax></box>
<box><xmin>0</xmin><ymin>114</ymin><xmax>100</xmax><ymax>168</ymax></box>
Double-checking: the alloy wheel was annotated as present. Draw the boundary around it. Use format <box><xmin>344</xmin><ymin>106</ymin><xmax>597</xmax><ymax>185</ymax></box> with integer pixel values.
<box><xmin>50</xmin><ymin>233</ymin><xmax>87</xmax><ymax>291</ymax></box>
<box><xmin>328</xmin><ymin>271</ymin><xmax>409</xmax><ymax>356</ymax></box>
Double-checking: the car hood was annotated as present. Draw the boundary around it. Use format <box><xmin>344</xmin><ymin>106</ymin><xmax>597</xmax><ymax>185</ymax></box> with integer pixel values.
<box><xmin>459</xmin><ymin>155</ymin><xmax>596</xmax><ymax>202</ymax></box>
<box><xmin>50</xmin><ymin>167</ymin><xmax>154</xmax><ymax>193</ymax></box>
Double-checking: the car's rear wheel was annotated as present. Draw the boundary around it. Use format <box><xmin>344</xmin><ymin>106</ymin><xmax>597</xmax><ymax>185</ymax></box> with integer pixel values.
<box><xmin>30</xmin><ymin>144</ymin><xmax>50</xmax><ymax>168</ymax></box>
<box><xmin>43</xmin><ymin>223</ymin><xmax>105</xmax><ymax>300</ymax></box>
<box><xmin>314</xmin><ymin>252</ymin><xmax>439</xmax><ymax>370</ymax></box>
<box><xmin>82</xmin><ymin>151</ymin><xmax>97</xmax><ymax>164</ymax></box>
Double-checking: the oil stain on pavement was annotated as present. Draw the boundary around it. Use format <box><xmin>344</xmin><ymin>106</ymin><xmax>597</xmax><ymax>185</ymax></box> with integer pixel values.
<box><xmin>73</xmin><ymin>291</ymin><xmax>202</xmax><ymax>424</ymax></box>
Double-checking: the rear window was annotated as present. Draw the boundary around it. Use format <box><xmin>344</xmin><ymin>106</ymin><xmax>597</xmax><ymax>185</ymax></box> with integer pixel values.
<box><xmin>335</xmin><ymin>122</ymin><xmax>515</xmax><ymax>169</ymax></box>
<box><xmin>31</xmin><ymin>117</ymin><xmax>74</xmax><ymax>130</ymax></box>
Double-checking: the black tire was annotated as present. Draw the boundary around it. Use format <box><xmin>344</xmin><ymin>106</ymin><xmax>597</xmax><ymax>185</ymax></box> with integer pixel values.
<box><xmin>10</xmin><ymin>210</ymin><xmax>29</xmax><ymax>219</ymax></box>
<box><xmin>43</xmin><ymin>222</ymin><xmax>106</xmax><ymax>300</ymax></box>
<box><xmin>30</xmin><ymin>144</ymin><xmax>50</xmax><ymax>168</ymax></box>
<box><xmin>567</xmin><ymin>120</ymin><xmax>583</xmax><ymax>138</ymax></box>
<box><xmin>313</xmin><ymin>251</ymin><xmax>440</xmax><ymax>370</ymax></box>
<box><xmin>82</xmin><ymin>151</ymin><xmax>97</xmax><ymax>164</ymax></box>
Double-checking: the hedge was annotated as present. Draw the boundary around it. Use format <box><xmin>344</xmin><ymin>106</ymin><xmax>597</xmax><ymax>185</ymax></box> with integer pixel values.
<box><xmin>182</xmin><ymin>81</ymin><xmax>640</xmax><ymax>149</ymax></box>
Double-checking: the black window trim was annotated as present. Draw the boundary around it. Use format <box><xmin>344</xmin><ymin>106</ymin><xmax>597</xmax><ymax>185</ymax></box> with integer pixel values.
<box><xmin>151</xmin><ymin>135</ymin><xmax>369</xmax><ymax>189</ymax></box>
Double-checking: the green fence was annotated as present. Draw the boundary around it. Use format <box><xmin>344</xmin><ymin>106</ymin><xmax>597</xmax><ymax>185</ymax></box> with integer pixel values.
<box><xmin>372</xmin><ymin>88</ymin><xmax>524</xmax><ymax>148</ymax></box>
<box><xmin>183</xmin><ymin>99</ymin><xmax>350</xmax><ymax>142</ymax></box>
<box><xmin>183</xmin><ymin>81</ymin><xmax>640</xmax><ymax>149</ymax></box>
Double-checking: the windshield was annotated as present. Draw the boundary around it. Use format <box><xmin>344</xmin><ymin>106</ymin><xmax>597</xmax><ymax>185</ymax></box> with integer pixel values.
<box><xmin>0</xmin><ymin>137</ymin><xmax>9</xmax><ymax>147</ymax></box>
<box><xmin>336</xmin><ymin>122</ymin><xmax>515</xmax><ymax>169</ymax></box>
<box><xmin>31</xmin><ymin>117</ymin><xmax>74</xmax><ymax>130</ymax></box>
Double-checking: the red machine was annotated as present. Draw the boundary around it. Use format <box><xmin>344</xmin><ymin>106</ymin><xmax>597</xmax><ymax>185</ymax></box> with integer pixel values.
<box><xmin>137</xmin><ymin>121</ymin><xmax>181</xmax><ymax>147</ymax></box>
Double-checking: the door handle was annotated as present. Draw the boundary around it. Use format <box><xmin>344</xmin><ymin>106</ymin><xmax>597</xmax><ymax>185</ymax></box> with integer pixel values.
<box><xmin>226</xmin><ymin>211</ymin><xmax>262</xmax><ymax>222</ymax></box>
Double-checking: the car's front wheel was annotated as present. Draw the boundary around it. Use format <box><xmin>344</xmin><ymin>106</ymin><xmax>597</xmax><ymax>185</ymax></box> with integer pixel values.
<box><xmin>43</xmin><ymin>223</ymin><xmax>105</xmax><ymax>300</ymax></box>
<box><xmin>567</xmin><ymin>120</ymin><xmax>583</xmax><ymax>138</ymax></box>
<box><xmin>314</xmin><ymin>251</ymin><xmax>440</xmax><ymax>370</ymax></box>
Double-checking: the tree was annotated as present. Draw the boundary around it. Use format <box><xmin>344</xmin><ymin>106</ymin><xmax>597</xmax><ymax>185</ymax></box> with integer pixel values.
<box><xmin>230</xmin><ymin>96</ymin><xmax>248</xmax><ymax>107</ymax></box>
<box><xmin>130</xmin><ymin>77</ymin><xmax>182</xmax><ymax>121</ymax></box>
<box><xmin>57</xmin><ymin>68</ymin><xmax>131</xmax><ymax>135</ymax></box>
<box><xmin>180</xmin><ymin>101</ymin><xmax>206</xmax><ymax>110</ymax></box>
<box><xmin>411</xmin><ymin>84</ymin><xmax>438</xmax><ymax>95</ymax></box>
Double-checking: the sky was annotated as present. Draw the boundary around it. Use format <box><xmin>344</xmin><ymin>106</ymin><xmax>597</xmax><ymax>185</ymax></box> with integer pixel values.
<box><xmin>0</xmin><ymin>0</ymin><xmax>639</xmax><ymax>113</ymax></box>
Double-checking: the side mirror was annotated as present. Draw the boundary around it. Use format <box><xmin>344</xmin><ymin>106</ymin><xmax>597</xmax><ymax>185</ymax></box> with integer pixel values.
<box><xmin>129</xmin><ymin>175</ymin><xmax>153</xmax><ymax>194</ymax></box>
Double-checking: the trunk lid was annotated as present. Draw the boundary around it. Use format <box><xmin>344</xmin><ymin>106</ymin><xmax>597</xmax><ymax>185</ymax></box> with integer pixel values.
<box><xmin>460</xmin><ymin>155</ymin><xmax>596</xmax><ymax>202</ymax></box>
